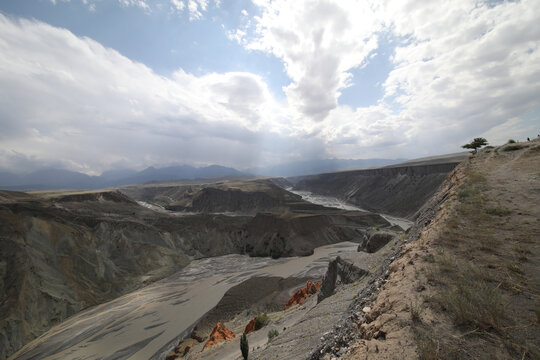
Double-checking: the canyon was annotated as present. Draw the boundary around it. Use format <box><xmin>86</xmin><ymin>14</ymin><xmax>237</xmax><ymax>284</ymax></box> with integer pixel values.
<box><xmin>1</xmin><ymin>157</ymin><xmax>466</xmax><ymax>359</ymax></box>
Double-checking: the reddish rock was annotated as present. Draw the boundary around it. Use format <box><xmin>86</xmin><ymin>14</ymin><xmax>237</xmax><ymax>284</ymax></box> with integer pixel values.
<box><xmin>244</xmin><ymin>313</ymin><xmax>265</xmax><ymax>334</ymax></box>
<box><xmin>203</xmin><ymin>322</ymin><xmax>236</xmax><ymax>350</ymax></box>
<box><xmin>284</xmin><ymin>280</ymin><xmax>321</xmax><ymax>310</ymax></box>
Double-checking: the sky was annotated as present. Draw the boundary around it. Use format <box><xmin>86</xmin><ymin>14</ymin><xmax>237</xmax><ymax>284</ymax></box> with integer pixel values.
<box><xmin>0</xmin><ymin>0</ymin><xmax>539</xmax><ymax>175</ymax></box>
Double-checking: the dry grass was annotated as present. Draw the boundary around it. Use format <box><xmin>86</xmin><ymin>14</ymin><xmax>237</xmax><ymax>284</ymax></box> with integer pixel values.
<box><xmin>500</xmin><ymin>144</ymin><xmax>528</xmax><ymax>152</ymax></box>
<box><xmin>414</xmin><ymin>328</ymin><xmax>461</xmax><ymax>360</ymax></box>
<box><xmin>437</xmin><ymin>277</ymin><xmax>504</xmax><ymax>331</ymax></box>
<box><xmin>416</xmin><ymin>153</ymin><xmax>540</xmax><ymax>358</ymax></box>
<box><xmin>485</xmin><ymin>207</ymin><xmax>511</xmax><ymax>216</ymax></box>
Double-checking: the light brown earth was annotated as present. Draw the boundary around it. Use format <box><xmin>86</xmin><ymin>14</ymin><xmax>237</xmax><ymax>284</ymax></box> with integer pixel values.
<box><xmin>339</xmin><ymin>140</ymin><xmax>540</xmax><ymax>359</ymax></box>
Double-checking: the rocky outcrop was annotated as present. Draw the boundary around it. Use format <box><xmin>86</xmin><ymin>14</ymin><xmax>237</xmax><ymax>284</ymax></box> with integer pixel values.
<box><xmin>244</xmin><ymin>313</ymin><xmax>269</xmax><ymax>334</ymax></box>
<box><xmin>245</xmin><ymin>211</ymin><xmax>389</xmax><ymax>258</ymax></box>
<box><xmin>203</xmin><ymin>322</ymin><xmax>235</xmax><ymax>350</ymax></box>
<box><xmin>189</xmin><ymin>276</ymin><xmax>308</xmax><ymax>342</ymax></box>
<box><xmin>189</xmin><ymin>187</ymin><xmax>292</xmax><ymax>214</ymax></box>
<box><xmin>357</xmin><ymin>230</ymin><xmax>395</xmax><ymax>253</ymax></box>
<box><xmin>165</xmin><ymin>344</ymin><xmax>192</xmax><ymax>360</ymax></box>
<box><xmin>53</xmin><ymin>190</ymin><xmax>137</xmax><ymax>204</ymax></box>
<box><xmin>318</xmin><ymin>257</ymin><xmax>369</xmax><ymax>303</ymax></box>
<box><xmin>293</xmin><ymin>163</ymin><xmax>461</xmax><ymax>218</ymax></box>
<box><xmin>284</xmin><ymin>281</ymin><xmax>321</xmax><ymax>310</ymax></box>
<box><xmin>244</xmin><ymin>315</ymin><xmax>259</xmax><ymax>334</ymax></box>
<box><xmin>123</xmin><ymin>179</ymin><xmax>302</xmax><ymax>214</ymax></box>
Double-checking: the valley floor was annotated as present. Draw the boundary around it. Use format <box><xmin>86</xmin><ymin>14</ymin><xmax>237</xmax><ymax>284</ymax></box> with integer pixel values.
<box><xmin>9</xmin><ymin>242</ymin><xmax>362</xmax><ymax>360</ymax></box>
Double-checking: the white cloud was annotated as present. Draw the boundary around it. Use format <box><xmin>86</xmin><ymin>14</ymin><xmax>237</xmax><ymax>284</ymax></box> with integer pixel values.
<box><xmin>1</xmin><ymin>0</ymin><xmax>540</xmax><ymax>174</ymax></box>
<box><xmin>0</xmin><ymin>14</ymin><xmax>313</xmax><ymax>173</ymax></box>
<box><xmin>245</xmin><ymin>0</ymin><xmax>381</xmax><ymax>121</ymax></box>
<box><xmin>118</xmin><ymin>0</ymin><xmax>150</xmax><ymax>11</ymax></box>
<box><xmin>238</xmin><ymin>0</ymin><xmax>540</xmax><ymax>156</ymax></box>
<box><xmin>377</xmin><ymin>0</ymin><xmax>540</xmax><ymax>150</ymax></box>
<box><xmin>170</xmin><ymin>0</ymin><xmax>185</xmax><ymax>13</ymax></box>
<box><xmin>186</xmin><ymin>0</ymin><xmax>211</xmax><ymax>20</ymax></box>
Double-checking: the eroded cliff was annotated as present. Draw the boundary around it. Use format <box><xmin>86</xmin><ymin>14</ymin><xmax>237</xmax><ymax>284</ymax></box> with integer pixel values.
<box><xmin>293</xmin><ymin>162</ymin><xmax>462</xmax><ymax>218</ymax></box>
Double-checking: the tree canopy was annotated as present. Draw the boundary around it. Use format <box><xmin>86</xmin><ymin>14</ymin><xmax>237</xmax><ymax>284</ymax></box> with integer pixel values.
<box><xmin>462</xmin><ymin>137</ymin><xmax>488</xmax><ymax>153</ymax></box>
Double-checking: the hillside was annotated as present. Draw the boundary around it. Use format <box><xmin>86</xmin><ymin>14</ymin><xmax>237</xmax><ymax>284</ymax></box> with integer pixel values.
<box><xmin>317</xmin><ymin>140</ymin><xmax>540</xmax><ymax>359</ymax></box>
<box><xmin>292</xmin><ymin>159</ymin><xmax>467</xmax><ymax>219</ymax></box>
<box><xmin>0</xmin><ymin>190</ymin><xmax>249</xmax><ymax>359</ymax></box>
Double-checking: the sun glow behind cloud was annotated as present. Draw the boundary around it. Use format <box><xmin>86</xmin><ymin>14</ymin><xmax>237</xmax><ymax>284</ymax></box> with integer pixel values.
<box><xmin>0</xmin><ymin>0</ymin><xmax>539</xmax><ymax>174</ymax></box>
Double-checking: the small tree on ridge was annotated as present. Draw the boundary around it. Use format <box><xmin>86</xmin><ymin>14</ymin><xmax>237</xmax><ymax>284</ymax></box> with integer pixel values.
<box><xmin>462</xmin><ymin>137</ymin><xmax>488</xmax><ymax>154</ymax></box>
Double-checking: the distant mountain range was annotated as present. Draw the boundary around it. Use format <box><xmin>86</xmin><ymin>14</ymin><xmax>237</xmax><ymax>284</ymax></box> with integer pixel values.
<box><xmin>0</xmin><ymin>165</ymin><xmax>246</xmax><ymax>191</ymax></box>
<box><xmin>0</xmin><ymin>158</ymin><xmax>407</xmax><ymax>190</ymax></box>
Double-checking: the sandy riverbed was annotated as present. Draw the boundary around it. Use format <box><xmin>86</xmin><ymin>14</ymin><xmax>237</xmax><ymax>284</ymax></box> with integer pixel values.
<box><xmin>288</xmin><ymin>189</ymin><xmax>413</xmax><ymax>230</ymax></box>
<box><xmin>10</xmin><ymin>242</ymin><xmax>359</xmax><ymax>360</ymax></box>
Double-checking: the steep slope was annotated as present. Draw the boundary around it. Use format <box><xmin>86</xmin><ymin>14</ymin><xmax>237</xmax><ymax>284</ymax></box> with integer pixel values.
<box><xmin>0</xmin><ymin>190</ymin><xmax>248</xmax><ymax>359</ymax></box>
<box><xmin>245</xmin><ymin>211</ymin><xmax>389</xmax><ymax>258</ymax></box>
<box><xmin>293</xmin><ymin>162</ymin><xmax>463</xmax><ymax>219</ymax></box>
<box><xmin>121</xmin><ymin>179</ymin><xmax>302</xmax><ymax>214</ymax></box>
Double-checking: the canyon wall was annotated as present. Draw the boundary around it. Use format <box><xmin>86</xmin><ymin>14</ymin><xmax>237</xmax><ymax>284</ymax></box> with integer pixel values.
<box><xmin>293</xmin><ymin>162</ymin><xmax>460</xmax><ymax>219</ymax></box>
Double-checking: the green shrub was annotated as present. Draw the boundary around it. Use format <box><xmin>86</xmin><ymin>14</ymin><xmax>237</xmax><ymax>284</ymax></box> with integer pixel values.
<box><xmin>267</xmin><ymin>329</ymin><xmax>279</xmax><ymax>343</ymax></box>
<box><xmin>240</xmin><ymin>333</ymin><xmax>249</xmax><ymax>360</ymax></box>
<box><xmin>255</xmin><ymin>314</ymin><xmax>269</xmax><ymax>330</ymax></box>
<box><xmin>507</xmin><ymin>139</ymin><xmax>516</xmax><ymax>144</ymax></box>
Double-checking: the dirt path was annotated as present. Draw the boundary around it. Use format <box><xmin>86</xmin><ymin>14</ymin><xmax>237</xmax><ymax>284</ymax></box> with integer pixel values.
<box><xmin>336</xmin><ymin>140</ymin><xmax>540</xmax><ymax>359</ymax></box>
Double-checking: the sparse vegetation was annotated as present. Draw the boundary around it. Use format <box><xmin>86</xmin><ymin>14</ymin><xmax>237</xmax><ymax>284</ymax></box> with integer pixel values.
<box><xmin>415</xmin><ymin>148</ymin><xmax>540</xmax><ymax>358</ymax></box>
<box><xmin>415</xmin><ymin>329</ymin><xmax>459</xmax><ymax>360</ymax></box>
<box><xmin>501</xmin><ymin>143</ymin><xmax>527</xmax><ymax>152</ymax></box>
<box><xmin>421</xmin><ymin>254</ymin><xmax>435</xmax><ymax>263</ymax></box>
<box><xmin>507</xmin><ymin>139</ymin><xmax>516</xmax><ymax>144</ymax></box>
<box><xmin>485</xmin><ymin>206</ymin><xmax>511</xmax><ymax>216</ymax></box>
<box><xmin>437</xmin><ymin>274</ymin><xmax>505</xmax><ymax>330</ymax></box>
<box><xmin>410</xmin><ymin>299</ymin><xmax>422</xmax><ymax>322</ymax></box>
<box><xmin>255</xmin><ymin>313</ymin><xmax>269</xmax><ymax>330</ymax></box>
<box><xmin>267</xmin><ymin>329</ymin><xmax>279</xmax><ymax>343</ymax></box>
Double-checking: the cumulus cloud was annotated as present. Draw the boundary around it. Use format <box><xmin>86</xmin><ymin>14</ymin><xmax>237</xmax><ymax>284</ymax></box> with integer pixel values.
<box><xmin>376</xmin><ymin>0</ymin><xmax>540</xmax><ymax>151</ymax></box>
<box><xmin>239</xmin><ymin>0</ymin><xmax>540</xmax><ymax>155</ymax></box>
<box><xmin>0</xmin><ymin>14</ymin><xmax>313</xmax><ymax>173</ymax></box>
<box><xmin>1</xmin><ymin>0</ymin><xmax>540</xmax><ymax>174</ymax></box>
<box><xmin>244</xmin><ymin>0</ymin><xmax>381</xmax><ymax>121</ymax></box>
<box><xmin>118</xmin><ymin>0</ymin><xmax>150</xmax><ymax>11</ymax></box>
<box><xmin>170</xmin><ymin>0</ymin><xmax>185</xmax><ymax>13</ymax></box>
